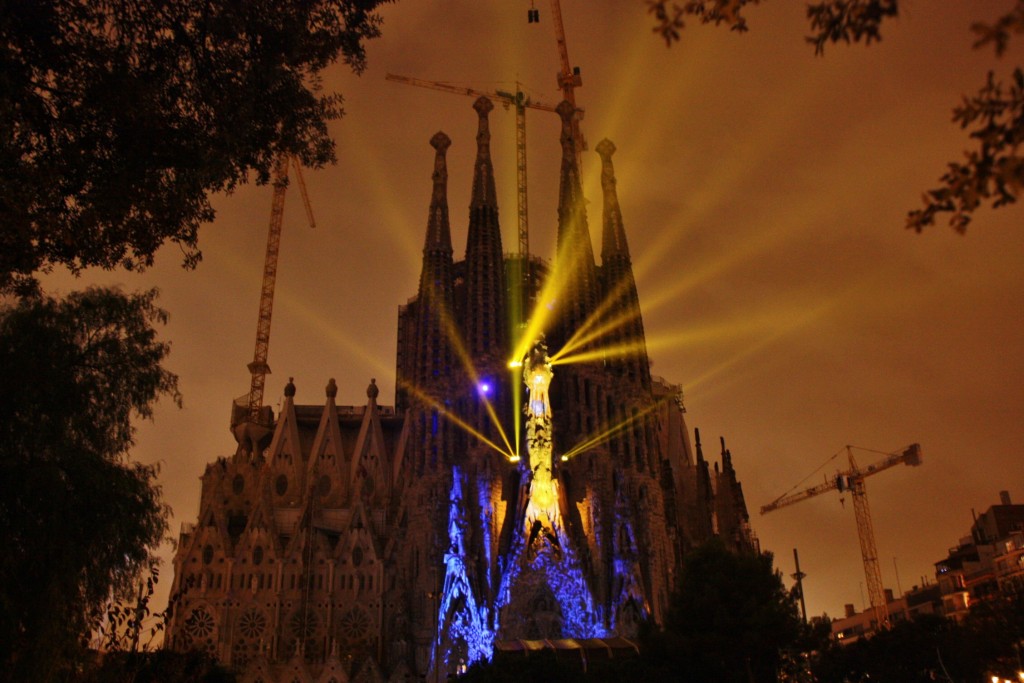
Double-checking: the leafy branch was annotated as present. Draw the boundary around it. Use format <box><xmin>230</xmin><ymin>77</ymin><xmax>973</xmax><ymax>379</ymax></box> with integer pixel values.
<box><xmin>644</xmin><ymin>0</ymin><xmax>896</xmax><ymax>50</ymax></box>
<box><xmin>646</xmin><ymin>0</ymin><xmax>1024</xmax><ymax>232</ymax></box>
<box><xmin>646</xmin><ymin>0</ymin><xmax>762</xmax><ymax>45</ymax></box>
<box><xmin>908</xmin><ymin>69</ymin><xmax>1024</xmax><ymax>233</ymax></box>
<box><xmin>805</xmin><ymin>0</ymin><xmax>898</xmax><ymax>55</ymax></box>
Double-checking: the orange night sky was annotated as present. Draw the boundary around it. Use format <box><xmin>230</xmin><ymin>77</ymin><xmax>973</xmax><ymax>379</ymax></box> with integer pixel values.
<box><xmin>45</xmin><ymin>1</ymin><xmax>1024</xmax><ymax>625</ymax></box>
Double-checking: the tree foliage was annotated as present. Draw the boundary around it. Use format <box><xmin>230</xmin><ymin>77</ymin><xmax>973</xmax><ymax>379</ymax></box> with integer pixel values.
<box><xmin>643</xmin><ymin>539</ymin><xmax>804</xmax><ymax>683</ymax></box>
<box><xmin>644</xmin><ymin>0</ymin><xmax>895</xmax><ymax>49</ymax></box>
<box><xmin>80</xmin><ymin>649</ymin><xmax>237</xmax><ymax>683</ymax></box>
<box><xmin>0</xmin><ymin>287</ymin><xmax>180</xmax><ymax>682</ymax></box>
<box><xmin>0</xmin><ymin>0</ymin><xmax>389</xmax><ymax>293</ymax></box>
<box><xmin>646</xmin><ymin>0</ymin><xmax>1024</xmax><ymax>233</ymax></box>
<box><xmin>909</xmin><ymin>48</ymin><xmax>1024</xmax><ymax>233</ymax></box>
<box><xmin>812</xmin><ymin>597</ymin><xmax>1024</xmax><ymax>683</ymax></box>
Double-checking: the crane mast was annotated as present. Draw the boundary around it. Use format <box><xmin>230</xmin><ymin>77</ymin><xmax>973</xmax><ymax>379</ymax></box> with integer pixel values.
<box><xmin>245</xmin><ymin>155</ymin><xmax>315</xmax><ymax>425</ymax></box>
<box><xmin>761</xmin><ymin>444</ymin><xmax>922</xmax><ymax>628</ymax></box>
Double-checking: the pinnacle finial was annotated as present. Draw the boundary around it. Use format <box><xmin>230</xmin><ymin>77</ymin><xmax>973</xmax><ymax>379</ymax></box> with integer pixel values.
<box><xmin>326</xmin><ymin>377</ymin><xmax>337</xmax><ymax>399</ymax></box>
<box><xmin>367</xmin><ymin>378</ymin><xmax>379</xmax><ymax>400</ymax></box>
<box><xmin>430</xmin><ymin>131</ymin><xmax>451</xmax><ymax>153</ymax></box>
<box><xmin>430</xmin><ymin>131</ymin><xmax>451</xmax><ymax>197</ymax></box>
<box><xmin>284</xmin><ymin>377</ymin><xmax>296</xmax><ymax>398</ymax></box>
<box><xmin>595</xmin><ymin>138</ymin><xmax>616</xmax><ymax>160</ymax></box>
<box><xmin>473</xmin><ymin>96</ymin><xmax>494</xmax><ymax>117</ymax></box>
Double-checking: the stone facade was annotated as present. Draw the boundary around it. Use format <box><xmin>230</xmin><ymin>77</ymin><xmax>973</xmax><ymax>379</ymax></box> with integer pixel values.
<box><xmin>166</xmin><ymin>98</ymin><xmax>756</xmax><ymax>682</ymax></box>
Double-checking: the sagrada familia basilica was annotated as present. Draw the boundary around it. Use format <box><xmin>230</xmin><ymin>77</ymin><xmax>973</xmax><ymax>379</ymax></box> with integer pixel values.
<box><xmin>165</xmin><ymin>97</ymin><xmax>757</xmax><ymax>682</ymax></box>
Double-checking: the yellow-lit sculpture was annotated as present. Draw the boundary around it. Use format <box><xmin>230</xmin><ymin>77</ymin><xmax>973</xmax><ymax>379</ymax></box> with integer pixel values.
<box><xmin>522</xmin><ymin>340</ymin><xmax>559</xmax><ymax>528</ymax></box>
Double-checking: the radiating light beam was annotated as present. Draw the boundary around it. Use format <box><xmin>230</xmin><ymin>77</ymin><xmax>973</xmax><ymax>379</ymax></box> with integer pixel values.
<box><xmin>552</xmin><ymin>339</ymin><xmax>648</xmax><ymax>367</ymax></box>
<box><xmin>559</xmin><ymin>398</ymin><xmax>663</xmax><ymax>462</ymax></box>
<box><xmin>420</xmin><ymin>281</ymin><xmax>516</xmax><ymax>457</ymax></box>
<box><xmin>550</xmin><ymin>275</ymin><xmax>637</xmax><ymax>362</ymax></box>
<box><xmin>685</xmin><ymin>291</ymin><xmax>848</xmax><ymax>394</ymax></box>
<box><xmin>510</xmin><ymin>361</ymin><xmax>522</xmax><ymax>461</ymax></box>
<box><xmin>509</xmin><ymin>226</ymin><xmax>593</xmax><ymax>364</ymax></box>
<box><xmin>551</xmin><ymin>305</ymin><xmax>642</xmax><ymax>364</ymax></box>
<box><xmin>397</xmin><ymin>376</ymin><xmax>515</xmax><ymax>461</ymax></box>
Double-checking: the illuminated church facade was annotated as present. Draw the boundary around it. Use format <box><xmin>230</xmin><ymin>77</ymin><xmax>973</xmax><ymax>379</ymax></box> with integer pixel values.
<box><xmin>165</xmin><ymin>97</ymin><xmax>756</xmax><ymax>682</ymax></box>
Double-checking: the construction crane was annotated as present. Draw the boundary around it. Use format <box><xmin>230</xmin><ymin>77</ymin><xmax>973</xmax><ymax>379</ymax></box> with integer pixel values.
<box><xmin>760</xmin><ymin>443</ymin><xmax>923</xmax><ymax>628</ymax></box>
<box><xmin>529</xmin><ymin>0</ymin><xmax>586</xmax><ymax>169</ymax></box>
<box><xmin>385</xmin><ymin>73</ymin><xmax>576</xmax><ymax>324</ymax></box>
<box><xmin>245</xmin><ymin>155</ymin><xmax>316</xmax><ymax>425</ymax></box>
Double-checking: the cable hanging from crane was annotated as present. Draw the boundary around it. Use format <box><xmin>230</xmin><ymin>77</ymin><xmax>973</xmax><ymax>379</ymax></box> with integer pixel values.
<box><xmin>770</xmin><ymin>446</ymin><xmax>846</xmax><ymax>505</ymax></box>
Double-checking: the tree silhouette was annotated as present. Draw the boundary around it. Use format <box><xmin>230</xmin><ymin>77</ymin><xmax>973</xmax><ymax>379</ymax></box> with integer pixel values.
<box><xmin>0</xmin><ymin>287</ymin><xmax>179</xmax><ymax>682</ymax></box>
<box><xmin>0</xmin><ymin>0</ymin><xmax>389</xmax><ymax>294</ymax></box>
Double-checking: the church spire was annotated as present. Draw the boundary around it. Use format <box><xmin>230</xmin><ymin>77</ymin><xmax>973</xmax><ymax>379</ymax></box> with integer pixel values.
<box><xmin>596</xmin><ymin>138</ymin><xmax>651</xmax><ymax>393</ymax></box>
<box><xmin>596</xmin><ymin>139</ymin><xmax>629</xmax><ymax>262</ymax></box>
<box><xmin>413</xmin><ymin>132</ymin><xmax>455</xmax><ymax>394</ymax></box>
<box><xmin>424</xmin><ymin>131</ymin><xmax>453</xmax><ymax>253</ymax></box>
<box><xmin>411</xmin><ymin>132</ymin><xmax>457</xmax><ymax>472</ymax></box>
<box><xmin>470</xmin><ymin>97</ymin><xmax>497</xmax><ymax>210</ymax></box>
<box><xmin>552</xmin><ymin>100</ymin><xmax>598</xmax><ymax>352</ymax></box>
<box><xmin>464</xmin><ymin>98</ymin><xmax>508</xmax><ymax>440</ymax></box>
<box><xmin>692</xmin><ymin>427</ymin><xmax>715</xmax><ymax>544</ymax></box>
<box><xmin>464</xmin><ymin>98</ymin><xmax>505</xmax><ymax>357</ymax></box>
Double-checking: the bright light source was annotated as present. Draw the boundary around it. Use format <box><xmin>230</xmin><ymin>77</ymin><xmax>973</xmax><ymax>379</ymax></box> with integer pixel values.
<box><xmin>478</xmin><ymin>381</ymin><xmax>491</xmax><ymax>395</ymax></box>
<box><xmin>508</xmin><ymin>359</ymin><xmax>522</xmax><ymax>368</ymax></box>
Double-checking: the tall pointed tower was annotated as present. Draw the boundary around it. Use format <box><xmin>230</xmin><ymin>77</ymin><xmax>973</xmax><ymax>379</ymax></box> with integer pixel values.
<box><xmin>595</xmin><ymin>138</ymin><xmax>659</xmax><ymax>478</ymax></box>
<box><xmin>550</xmin><ymin>100</ymin><xmax>598</xmax><ymax>352</ymax></box>
<box><xmin>548</xmin><ymin>100</ymin><xmax>605</xmax><ymax>466</ymax></box>
<box><xmin>411</xmin><ymin>132</ymin><xmax>457</xmax><ymax>473</ymax></box>
<box><xmin>463</xmin><ymin>97</ymin><xmax>509</xmax><ymax>445</ymax></box>
<box><xmin>596</xmin><ymin>138</ymin><xmax>652</xmax><ymax>397</ymax></box>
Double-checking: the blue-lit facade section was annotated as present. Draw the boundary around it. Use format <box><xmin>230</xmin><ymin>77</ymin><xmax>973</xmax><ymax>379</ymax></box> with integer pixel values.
<box><xmin>434</xmin><ymin>467</ymin><xmax>494</xmax><ymax>672</ymax></box>
<box><xmin>495</xmin><ymin>522</ymin><xmax>609</xmax><ymax>639</ymax></box>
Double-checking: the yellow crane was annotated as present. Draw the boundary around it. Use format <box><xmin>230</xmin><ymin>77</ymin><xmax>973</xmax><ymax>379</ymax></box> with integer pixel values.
<box><xmin>245</xmin><ymin>155</ymin><xmax>316</xmax><ymax>425</ymax></box>
<box><xmin>760</xmin><ymin>443</ymin><xmax>923</xmax><ymax>628</ymax></box>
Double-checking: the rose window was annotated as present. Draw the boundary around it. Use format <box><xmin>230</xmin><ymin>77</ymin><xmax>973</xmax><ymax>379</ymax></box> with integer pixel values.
<box><xmin>183</xmin><ymin>607</ymin><xmax>215</xmax><ymax>640</ymax></box>
<box><xmin>238</xmin><ymin>609</ymin><xmax>267</xmax><ymax>640</ymax></box>
<box><xmin>288</xmin><ymin>609</ymin><xmax>320</xmax><ymax>641</ymax></box>
<box><xmin>338</xmin><ymin>607</ymin><xmax>371</xmax><ymax>646</ymax></box>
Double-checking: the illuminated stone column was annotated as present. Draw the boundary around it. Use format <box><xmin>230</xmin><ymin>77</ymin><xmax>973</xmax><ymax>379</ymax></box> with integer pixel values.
<box><xmin>522</xmin><ymin>340</ymin><xmax>559</xmax><ymax>528</ymax></box>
